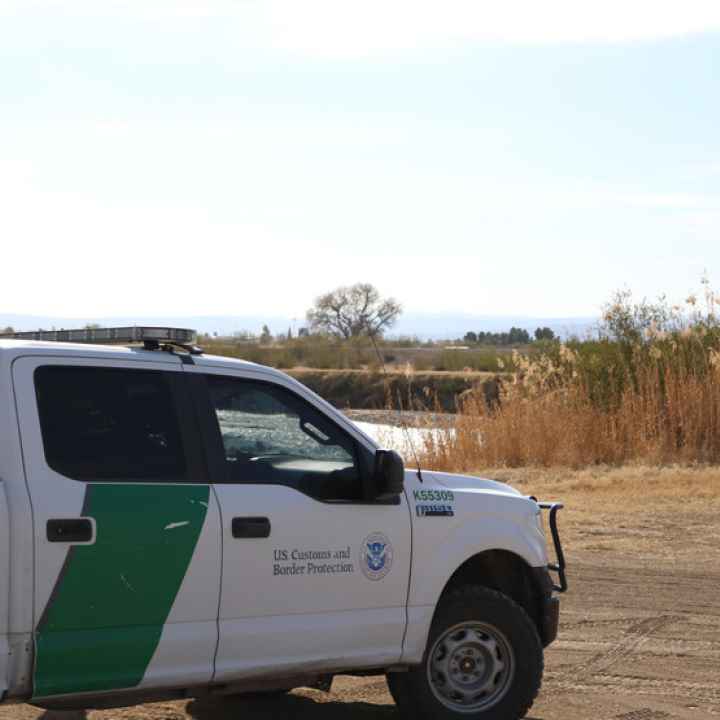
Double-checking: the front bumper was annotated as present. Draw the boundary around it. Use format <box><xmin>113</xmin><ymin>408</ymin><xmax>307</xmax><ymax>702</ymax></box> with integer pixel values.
<box><xmin>541</xmin><ymin>594</ymin><xmax>561</xmax><ymax>646</ymax></box>
<box><xmin>531</xmin><ymin>567</ymin><xmax>562</xmax><ymax>646</ymax></box>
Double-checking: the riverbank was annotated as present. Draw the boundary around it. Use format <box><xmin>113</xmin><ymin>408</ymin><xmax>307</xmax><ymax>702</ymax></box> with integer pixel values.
<box><xmin>288</xmin><ymin>368</ymin><xmax>497</xmax><ymax>412</ymax></box>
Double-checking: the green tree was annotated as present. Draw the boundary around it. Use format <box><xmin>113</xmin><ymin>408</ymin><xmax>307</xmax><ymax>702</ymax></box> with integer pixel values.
<box><xmin>508</xmin><ymin>327</ymin><xmax>530</xmax><ymax>344</ymax></box>
<box><xmin>534</xmin><ymin>327</ymin><xmax>556</xmax><ymax>341</ymax></box>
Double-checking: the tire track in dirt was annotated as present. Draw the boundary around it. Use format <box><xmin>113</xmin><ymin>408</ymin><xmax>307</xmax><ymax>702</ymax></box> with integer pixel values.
<box><xmin>569</xmin><ymin>615</ymin><xmax>680</xmax><ymax>680</ymax></box>
<box><xmin>544</xmin><ymin>560</ymin><xmax>720</xmax><ymax>715</ymax></box>
<box><xmin>548</xmin><ymin>673</ymin><xmax>720</xmax><ymax>705</ymax></box>
<box><xmin>614</xmin><ymin>710</ymin><xmax>672</xmax><ymax>720</ymax></box>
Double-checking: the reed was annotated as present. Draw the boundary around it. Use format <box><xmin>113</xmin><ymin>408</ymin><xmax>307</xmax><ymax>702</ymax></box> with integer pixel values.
<box><xmin>418</xmin><ymin>287</ymin><xmax>720</xmax><ymax>469</ymax></box>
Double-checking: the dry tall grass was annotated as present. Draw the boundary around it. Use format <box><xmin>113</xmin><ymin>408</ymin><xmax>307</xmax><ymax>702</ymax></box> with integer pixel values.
<box><xmin>418</xmin><ymin>290</ymin><xmax>720</xmax><ymax>470</ymax></box>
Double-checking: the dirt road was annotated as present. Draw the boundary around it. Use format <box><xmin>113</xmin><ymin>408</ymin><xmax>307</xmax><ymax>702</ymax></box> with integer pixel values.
<box><xmin>2</xmin><ymin>466</ymin><xmax>718</xmax><ymax>720</ymax></box>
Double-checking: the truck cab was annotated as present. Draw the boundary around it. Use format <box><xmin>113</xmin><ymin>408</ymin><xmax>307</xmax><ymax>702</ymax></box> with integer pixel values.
<box><xmin>0</xmin><ymin>328</ymin><xmax>566</xmax><ymax>720</ymax></box>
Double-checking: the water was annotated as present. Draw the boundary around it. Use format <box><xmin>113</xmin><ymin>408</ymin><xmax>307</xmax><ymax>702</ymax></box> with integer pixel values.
<box><xmin>353</xmin><ymin>420</ymin><xmax>451</xmax><ymax>455</ymax></box>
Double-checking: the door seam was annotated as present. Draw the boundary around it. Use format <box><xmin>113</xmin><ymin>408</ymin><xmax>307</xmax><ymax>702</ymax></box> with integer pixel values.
<box><xmin>209</xmin><ymin>483</ymin><xmax>224</xmax><ymax>684</ymax></box>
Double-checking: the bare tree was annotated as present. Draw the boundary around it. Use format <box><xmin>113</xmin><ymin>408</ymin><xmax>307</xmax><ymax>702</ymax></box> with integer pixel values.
<box><xmin>307</xmin><ymin>283</ymin><xmax>402</xmax><ymax>339</ymax></box>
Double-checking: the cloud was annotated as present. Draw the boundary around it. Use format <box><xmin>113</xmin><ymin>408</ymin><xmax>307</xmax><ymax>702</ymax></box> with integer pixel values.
<box><xmin>619</xmin><ymin>191</ymin><xmax>720</xmax><ymax>211</ymax></box>
<box><xmin>2</xmin><ymin>0</ymin><xmax>720</xmax><ymax>56</ymax></box>
<box><xmin>699</xmin><ymin>161</ymin><xmax>720</xmax><ymax>176</ymax></box>
<box><xmin>265</xmin><ymin>0</ymin><xmax>720</xmax><ymax>56</ymax></box>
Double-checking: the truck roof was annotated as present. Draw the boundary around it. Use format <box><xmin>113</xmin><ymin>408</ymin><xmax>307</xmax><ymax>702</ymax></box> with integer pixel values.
<box><xmin>0</xmin><ymin>338</ymin><xmax>280</xmax><ymax>377</ymax></box>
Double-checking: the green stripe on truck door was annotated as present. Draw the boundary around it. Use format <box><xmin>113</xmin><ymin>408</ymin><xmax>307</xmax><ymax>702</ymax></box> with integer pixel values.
<box><xmin>34</xmin><ymin>483</ymin><xmax>210</xmax><ymax>698</ymax></box>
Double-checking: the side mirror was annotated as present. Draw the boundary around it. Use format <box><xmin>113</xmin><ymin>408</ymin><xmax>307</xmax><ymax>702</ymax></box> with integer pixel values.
<box><xmin>374</xmin><ymin>449</ymin><xmax>405</xmax><ymax>500</ymax></box>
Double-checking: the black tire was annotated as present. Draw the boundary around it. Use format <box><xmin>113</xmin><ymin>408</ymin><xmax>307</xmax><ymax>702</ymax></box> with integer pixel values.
<box><xmin>387</xmin><ymin>586</ymin><xmax>543</xmax><ymax>720</ymax></box>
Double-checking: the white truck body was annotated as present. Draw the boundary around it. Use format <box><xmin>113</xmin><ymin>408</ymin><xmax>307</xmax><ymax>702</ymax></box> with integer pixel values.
<box><xmin>0</xmin><ymin>337</ymin><xmax>564</xmax><ymax>714</ymax></box>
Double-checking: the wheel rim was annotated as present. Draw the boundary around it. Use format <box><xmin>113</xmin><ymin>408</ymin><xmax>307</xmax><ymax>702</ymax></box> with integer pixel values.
<box><xmin>426</xmin><ymin>621</ymin><xmax>515</xmax><ymax>713</ymax></box>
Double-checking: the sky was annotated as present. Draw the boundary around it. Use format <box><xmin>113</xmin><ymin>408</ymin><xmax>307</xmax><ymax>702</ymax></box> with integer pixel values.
<box><xmin>1</xmin><ymin>0</ymin><xmax>719</xmax><ymax>321</ymax></box>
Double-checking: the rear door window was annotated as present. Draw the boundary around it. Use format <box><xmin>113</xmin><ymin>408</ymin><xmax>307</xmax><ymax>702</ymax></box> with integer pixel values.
<box><xmin>34</xmin><ymin>365</ymin><xmax>189</xmax><ymax>482</ymax></box>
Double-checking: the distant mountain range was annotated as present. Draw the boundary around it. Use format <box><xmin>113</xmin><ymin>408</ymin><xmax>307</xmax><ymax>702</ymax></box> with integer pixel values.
<box><xmin>0</xmin><ymin>312</ymin><xmax>598</xmax><ymax>341</ymax></box>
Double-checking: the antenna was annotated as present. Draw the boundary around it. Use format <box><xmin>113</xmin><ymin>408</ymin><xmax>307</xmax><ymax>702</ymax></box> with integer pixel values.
<box><xmin>369</xmin><ymin>332</ymin><xmax>424</xmax><ymax>483</ymax></box>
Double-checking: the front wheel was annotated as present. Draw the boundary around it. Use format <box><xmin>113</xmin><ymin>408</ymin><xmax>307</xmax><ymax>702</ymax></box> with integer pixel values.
<box><xmin>388</xmin><ymin>586</ymin><xmax>543</xmax><ymax>719</ymax></box>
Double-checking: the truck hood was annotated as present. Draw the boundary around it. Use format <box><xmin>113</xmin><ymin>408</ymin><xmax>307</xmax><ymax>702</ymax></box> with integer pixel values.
<box><xmin>424</xmin><ymin>470</ymin><xmax>524</xmax><ymax>497</ymax></box>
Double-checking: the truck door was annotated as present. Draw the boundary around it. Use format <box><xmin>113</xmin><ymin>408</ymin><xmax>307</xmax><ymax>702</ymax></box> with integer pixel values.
<box><xmin>0</xmin><ymin>478</ymin><xmax>9</xmax><ymax>698</ymax></box>
<box><xmin>184</xmin><ymin>365</ymin><xmax>411</xmax><ymax>681</ymax></box>
<box><xmin>13</xmin><ymin>357</ymin><xmax>222</xmax><ymax>699</ymax></box>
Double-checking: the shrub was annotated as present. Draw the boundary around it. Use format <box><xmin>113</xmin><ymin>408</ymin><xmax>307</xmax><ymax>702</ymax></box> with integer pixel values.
<box><xmin>418</xmin><ymin>286</ymin><xmax>720</xmax><ymax>469</ymax></box>
<box><xmin>434</xmin><ymin>349</ymin><xmax>510</xmax><ymax>373</ymax></box>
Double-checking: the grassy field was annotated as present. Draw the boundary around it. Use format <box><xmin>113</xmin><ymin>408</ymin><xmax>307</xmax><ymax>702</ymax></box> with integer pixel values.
<box><xmin>483</xmin><ymin>463</ymin><xmax>720</xmax><ymax>555</ymax></box>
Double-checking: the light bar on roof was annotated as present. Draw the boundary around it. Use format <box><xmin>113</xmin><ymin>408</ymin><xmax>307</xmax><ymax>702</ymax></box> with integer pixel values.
<box><xmin>0</xmin><ymin>326</ymin><xmax>197</xmax><ymax>345</ymax></box>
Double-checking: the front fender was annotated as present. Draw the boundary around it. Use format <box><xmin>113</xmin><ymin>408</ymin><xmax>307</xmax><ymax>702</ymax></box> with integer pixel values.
<box><xmin>400</xmin><ymin>477</ymin><xmax>548</xmax><ymax>664</ymax></box>
<box><xmin>409</xmin><ymin>511</ymin><xmax>547</xmax><ymax>609</ymax></box>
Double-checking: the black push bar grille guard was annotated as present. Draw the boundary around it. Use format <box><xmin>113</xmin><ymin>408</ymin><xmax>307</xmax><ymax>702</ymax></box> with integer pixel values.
<box><xmin>538</xmin><ymin>502</ymin><xmax>568</xmax><ymax>593</ymax></box>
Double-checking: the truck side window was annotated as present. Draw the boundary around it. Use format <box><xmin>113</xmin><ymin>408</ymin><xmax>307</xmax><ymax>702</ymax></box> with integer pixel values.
<box><xmin>34</xmin><ymin>366</ymin><xmax>187</xmax><ymax>482</ymax></box>
<box><xmin>206</xmin><ymin>376</ymin><xmax>362</xmax><ymax>501</ymax></box>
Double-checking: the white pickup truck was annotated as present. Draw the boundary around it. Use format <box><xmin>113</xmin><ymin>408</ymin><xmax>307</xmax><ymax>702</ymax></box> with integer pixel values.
<box><xmin>0</xmin><ymin>327</ymin><xmax>566</xmax><ymax>720</ymax></box>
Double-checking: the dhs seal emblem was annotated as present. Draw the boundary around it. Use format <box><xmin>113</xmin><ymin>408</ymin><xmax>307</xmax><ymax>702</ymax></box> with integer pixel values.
<box><xmin>361</xmin><ymin>532</ymin><xmax>393</xmax><ymax>581</ymax></box>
